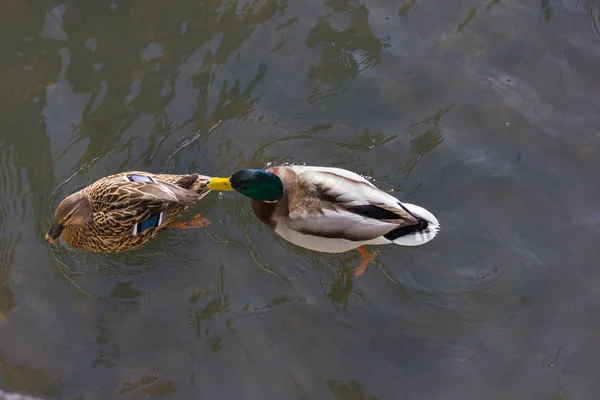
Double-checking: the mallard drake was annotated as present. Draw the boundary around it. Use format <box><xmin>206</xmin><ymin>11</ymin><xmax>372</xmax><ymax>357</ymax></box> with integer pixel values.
<box><xmin>45</xmin><ymin>171</ymin><xmax>212</xmax><ymax>253</ymax></box>
<box><xmin>207</xmin><ymin>165</ymin><xmax>440</xmax><ymax>276</ymax></box>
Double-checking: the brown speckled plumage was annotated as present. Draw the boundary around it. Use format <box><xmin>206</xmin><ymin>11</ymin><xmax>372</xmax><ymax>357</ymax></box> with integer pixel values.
<box><xmin>47</xmin><ymin>171</ymin><xmax>210</xmax><ymax>253</ymax></box>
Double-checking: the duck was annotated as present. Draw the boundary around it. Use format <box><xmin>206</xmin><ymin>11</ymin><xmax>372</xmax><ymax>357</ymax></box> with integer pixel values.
<box><xmin>207</xmin><ymin>165</ymin><xmax>440</xmax><ymax>276</ymax></box>
<box><xmin>45</xmin><ymin>171</ymin><xmax>212</xmax><ymax>253</ymax></box>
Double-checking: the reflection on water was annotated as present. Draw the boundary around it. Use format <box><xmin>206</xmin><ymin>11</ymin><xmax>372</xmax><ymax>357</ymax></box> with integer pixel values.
<box><xmin>187</xmin><ymin>266</ymin><xmax>231</xmax><ymax>340</ymax></box>
<box><xmin>0</xmin><ymin>145</ymin><xmax>19</xmax><ymax>321</ymax></box>
<box><xmin>118</xmin><ymin>367</ymin><xmax>176</xmax><ymax>397</ymax></box>
<box><xmin>0</xmin><ymin>0</ymin><xmax>599</xmax><ymax>399</ymax></box>
<box><xmin>325</xmin><ymin>266</ymin><xmax>355</xmax><ymax>311</ymax></box>
<box><xmin>0</xmin><ymin>350</ymin><xmax>63</xmax><ymax>398</ymax></box>
<box><xmin>400</xmin><ymin>104</ymin><xmax>450</xmax><ymax>179</ymax></box>
<box><xmin>327</xmin><ymin>378</ymin><xmax>379</xmax><ymax>400</ymax></box>
<box><xmin>305</xmin><ymin>1</ymin><xmax>390</xmax><ymax>103</ymax></box>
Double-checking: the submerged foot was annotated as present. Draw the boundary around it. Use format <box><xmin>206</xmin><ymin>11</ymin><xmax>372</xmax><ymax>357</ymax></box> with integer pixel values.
<box><xmin>354</xmin><ymin>246</ymin><xmax>379</xmax><ymax>277</ymax></box>
<box><xmin>169</xmin><ymin>213</ymin><xmax>211</xmax><ymax>229</ymax></box>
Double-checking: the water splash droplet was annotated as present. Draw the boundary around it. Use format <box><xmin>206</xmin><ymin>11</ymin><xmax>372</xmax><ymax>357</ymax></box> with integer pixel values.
<box><xmin>505</xmin><ymin>122</ymin><xmax>511</xmax><ymax>128</ymax></box>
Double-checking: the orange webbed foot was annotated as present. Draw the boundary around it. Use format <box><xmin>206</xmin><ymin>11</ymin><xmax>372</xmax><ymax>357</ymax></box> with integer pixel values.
<box><xmin>354</xmin><ymin>246</ymin><xmax>379</xmax><ymax>277</ymax></box>
<box><xmin>169</xmin><ymin>213</ymin><xmax>211</xmax><ymax>229</ymax></box>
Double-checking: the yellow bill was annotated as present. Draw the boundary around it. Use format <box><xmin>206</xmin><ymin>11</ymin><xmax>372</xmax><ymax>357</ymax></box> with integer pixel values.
<box><xmin>207</xmin><ymin>177</ymin><xmax>234</xmax><ymax>191</ymax></box>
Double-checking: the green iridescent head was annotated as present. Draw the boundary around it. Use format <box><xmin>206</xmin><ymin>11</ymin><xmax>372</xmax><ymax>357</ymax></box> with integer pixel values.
<box><xmin>207</xmin><ymin>169</ymin><xmax>283</xmax><ymax>202</ymax></box>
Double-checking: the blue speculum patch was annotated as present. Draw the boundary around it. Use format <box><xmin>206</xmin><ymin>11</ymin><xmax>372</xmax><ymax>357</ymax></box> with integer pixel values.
<box><xmin>127</xmin><ymin>174</ymin><xmax>155</xmax><ymax>183</ymax></box>
<box><xmin>137</xmin><ymin>213</ymin><xmax>161</xmax><ymax>233</ymax></box>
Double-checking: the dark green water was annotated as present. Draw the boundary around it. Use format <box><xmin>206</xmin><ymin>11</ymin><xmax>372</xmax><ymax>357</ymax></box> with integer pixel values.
<box><xmin>1</xmin><ymin>0</ymin><xmax>600</xmax><ymax>399</ymax></box>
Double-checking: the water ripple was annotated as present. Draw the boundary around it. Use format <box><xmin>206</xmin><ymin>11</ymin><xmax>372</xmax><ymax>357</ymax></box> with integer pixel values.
<box><xmin>586</xmin><ymin>0</ymin><xmax>600</xmax><ymax>42</ymax></box>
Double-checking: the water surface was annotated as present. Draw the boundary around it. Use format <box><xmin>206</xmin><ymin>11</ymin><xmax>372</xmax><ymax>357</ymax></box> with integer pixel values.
<box><xmin>1</xmin><ymin>0</ymin><xmax>600</xmax><ymax>399</ymax></box>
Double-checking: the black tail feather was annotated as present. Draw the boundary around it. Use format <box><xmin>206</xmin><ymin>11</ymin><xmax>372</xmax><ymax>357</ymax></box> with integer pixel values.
<box><xmin>384</xmin><ymin>219</ymin><xmax>429</xmax><ymax>241</ymax></box>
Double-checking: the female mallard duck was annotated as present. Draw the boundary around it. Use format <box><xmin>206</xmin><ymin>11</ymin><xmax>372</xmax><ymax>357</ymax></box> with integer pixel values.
<box><xmin>45</xmin><ymin>171</ymin><xmax>212</xmax><ymax>253</ymax></box>
<box><xmin>207</xmin><ymin>165</ymin><xmax>440</xmax><ymax>276</ymax></box>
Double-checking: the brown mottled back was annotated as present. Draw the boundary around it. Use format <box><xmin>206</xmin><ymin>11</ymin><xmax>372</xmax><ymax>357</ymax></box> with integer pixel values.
<box><xmin>49</xmin><ymin>171</ymin><xmax>210</xmax><ymax>253</ymax></box>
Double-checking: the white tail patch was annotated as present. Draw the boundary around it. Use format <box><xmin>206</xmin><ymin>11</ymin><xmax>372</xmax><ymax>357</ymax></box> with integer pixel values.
<box><xmin>392</xmin><ymin>203</ymin><xmax>440</xmax><ymax>246</ymax></box>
